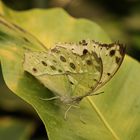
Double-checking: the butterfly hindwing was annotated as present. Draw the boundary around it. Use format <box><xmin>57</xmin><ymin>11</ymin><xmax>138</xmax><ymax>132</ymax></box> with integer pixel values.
<box><xmin>24</xmin><ymin>51</ymin><xmax>72</xmax><ymax>96</ymax></box>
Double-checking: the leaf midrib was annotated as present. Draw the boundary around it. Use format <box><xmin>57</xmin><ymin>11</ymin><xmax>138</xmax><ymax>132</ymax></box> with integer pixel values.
<box><xmin>87</xmin><ymin>96</ymin><xmax>120</xmax><ymax>140</ymax></box>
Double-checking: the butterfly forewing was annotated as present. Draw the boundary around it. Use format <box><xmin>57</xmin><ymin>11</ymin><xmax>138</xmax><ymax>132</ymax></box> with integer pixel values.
<box><xmin>55</xmin><ymin>40</ymin><xmax>125</xmax><ymax>96</ymax></box>
<box><xmin>50</xmin><ymin>43</ymin><xmax>103</xmax><ymax>97</ymax></box>
<box><xmin>90</xmin><ymin>41</ymin><xmax>125</xmax><ymax>91</ymax></box>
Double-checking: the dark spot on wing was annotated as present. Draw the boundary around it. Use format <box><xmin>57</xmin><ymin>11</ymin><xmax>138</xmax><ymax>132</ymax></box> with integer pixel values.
<box><xmin>50</xmin><ymin>65</ymin><xmax>56</xmax><ymax>70</ymax></box>
<box><xmin>32</xmin><ymin>68</ymin><xmax>37</xmax><ymax>72</ymax></box>
<box><xmin>58</xmin><ymin>69</ymin><xmax>63</xmax><ymax>73</ymax></box>
<box><xmin>23</xmin><ymin>37</ymin><xmax>31</xmax><ymax>43</ymax></box>
<box><xmin>60</xmin><ymin>55</ymin><xmax>66</xmax><ymax>62</ymax></box>
<box><xmin>101</xmin><ymin>43</ymin><xmax>108</xmax><ymax>47</ymax></box>
<box><xmin>53</xmin><ymin>60</ymin><xmax>57</xmax><ymax>63</ymax></box>
<box><xmin>107</xmin><ymin>73</ymin><xmax>111</xmax><ymax>76</ymax></box>
<box><xmin>41</xmin><ymin>61</ymin><xmax>47</xmax><ymax>66</ymax></box>
<box><xmin>80</xmin><ymin>40</ymin><xmax>88</xmax><ymax>45</ymax></box>
<box><xmin>109</xmin><ymin>50</ymin><xmax>115</xmax><ymax>57</ymax></box>
<box><xmin>70</xmin><ymin>81</ymin><xmax>74</xmax><ymax>85</ymax></box>
<box><xmin>86</xmin><ymin>60</ymin><xmax>92</xmax><ymax>65</ymax></box>
<box><xmin>83</xmin><ymin>49</ymin><xmax>88</xmax><ymax>55</ymax></box>
<box><xmin>70</xmin><ymin>62</ymin><xmax>76</xmax><ymax>70</ymax></box>
<box><xmin>94</xmin><ymin>79</ymin><xmax>98</xmax><ymax>82</ymax></box>
<box><xmin>115</xmin><ymin>57</ymin><xmax>121</xmax><ymax>64</ymax></box>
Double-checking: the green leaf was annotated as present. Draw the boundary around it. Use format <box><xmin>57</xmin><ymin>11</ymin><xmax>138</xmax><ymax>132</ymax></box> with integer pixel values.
<box><xmin>0</xmin><ymin>4</ymin><xmax>140</xmax><ymax>140</ymax></box>
<box><xmin>0</xmin><ymin>68</ymin><xmax>37</xmax><ymax>113</ymax></box>
<box><xmin>0</xmin><ymin>117</ymin><xmax>34</xmax><ymax>140</ymax></box>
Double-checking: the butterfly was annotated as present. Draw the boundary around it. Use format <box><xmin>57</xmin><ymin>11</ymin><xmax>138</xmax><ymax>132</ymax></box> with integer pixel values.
<box><xmin>0</xmin><ymin>15</ymin><xmax>126</xmax><ymax>109</ymax></box>
<box><xmin>23</xmin><ymin>40</ymin><xmax>126</xmax><ymax>106</ymax></box>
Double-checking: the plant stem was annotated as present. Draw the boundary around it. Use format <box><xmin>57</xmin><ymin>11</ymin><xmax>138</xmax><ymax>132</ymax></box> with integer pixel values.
<box><xmin>87</xmin><ymin>97</ymin><xmax>120</xmax><ymax>140</ymax></box>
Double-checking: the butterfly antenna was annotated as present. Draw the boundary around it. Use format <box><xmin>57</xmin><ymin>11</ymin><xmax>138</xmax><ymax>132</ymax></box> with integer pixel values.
<box><xmin>94</xmin><ymin>91</ymin><xmax>104</xmax><ymax>95</ymax></box>
<box><xmin>90</xmin><ymin>91</ymin><xmax>104</xmax><ymax>96</ymax></box>
<box><xmin>40</xmin><ymin>96</ymin><xmax>60</xmax><ymax>101</ymax></box>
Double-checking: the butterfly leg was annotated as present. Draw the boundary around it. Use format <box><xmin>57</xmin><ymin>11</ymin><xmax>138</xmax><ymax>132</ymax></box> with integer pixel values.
<box><xmin>40</xmin><ymin>96</ymin><xmax>60</xmax><ymax>101</ymax></box>
<box><xmin>64</xmin><ymin>104</ymin><xmax>80</xmax><ymax>120</ymax></box>
<box><xmin>64</xmin><ymin>105</ymin><xmax>72</xmax><ymax>120</ymax></box>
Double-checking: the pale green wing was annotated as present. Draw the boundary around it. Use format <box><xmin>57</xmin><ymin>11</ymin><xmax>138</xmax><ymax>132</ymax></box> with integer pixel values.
<box><xmin>51</xmin><ymin>46</ymin><xmax>103</xmax><ymax>97</ymax></box>
<box><xmin>0</xmin><ymin>15</ymin><xmax>46</xmax><ymax>51</ymax></box>
<box><xmin>23</xmin><ymin>45</ymin><xmax>103</xmax><ymax>98</ymax></box>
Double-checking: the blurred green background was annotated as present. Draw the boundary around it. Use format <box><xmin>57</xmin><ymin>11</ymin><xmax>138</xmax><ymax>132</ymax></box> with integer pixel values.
<box><xmin>0</xmin><ymin>0</ymin><xmax>140</xmax><ymax>140</ymax></box>
<box><xmin>2</xmin><ymin>0</ymin><xmax>140</xmax><ymax>61</ymax></box>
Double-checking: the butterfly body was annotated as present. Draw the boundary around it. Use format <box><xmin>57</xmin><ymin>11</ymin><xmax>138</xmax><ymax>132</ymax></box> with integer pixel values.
<box><xmin>23</xmin><ymin>40</ymin><xmax>125</xmax><ymax>105</ymax></box>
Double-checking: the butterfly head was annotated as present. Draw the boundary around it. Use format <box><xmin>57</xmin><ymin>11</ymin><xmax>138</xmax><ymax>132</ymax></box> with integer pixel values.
<box><xmin>60</xmin><ymin>96</ymin><xmax>83</xmax><ymax>105</ymax></box>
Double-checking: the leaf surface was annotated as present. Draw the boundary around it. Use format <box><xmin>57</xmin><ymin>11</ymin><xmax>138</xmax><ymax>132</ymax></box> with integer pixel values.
<box><xmin>0</xmin><ymin>4</ymin><xmax>140</xmax><ymax>140</ymax></box>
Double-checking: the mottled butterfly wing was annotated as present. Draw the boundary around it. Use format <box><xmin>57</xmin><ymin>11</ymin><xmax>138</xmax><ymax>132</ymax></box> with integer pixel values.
<box><xmin>51</xmin><ymin>46</ymin><xmax>103</xmax><ymax>98</ymax></box>
<box><xmin>55</xmin><ymin>40</ymin><xmax>125</xmax><ymax>96</ymax></box>
<box><xmin>23</xmin><ymin>45</ymin><xmax>102</xmax><ymax>100</ymax></box>
<box><xmin>0</xmin><ymin>16</ymin><xmax>46</xmax><ymax>51</ymax></box>
<box><xmin>90</xmin><ymin>41</ymin><xmax>126</xmax><ymax>91</ymax></box>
